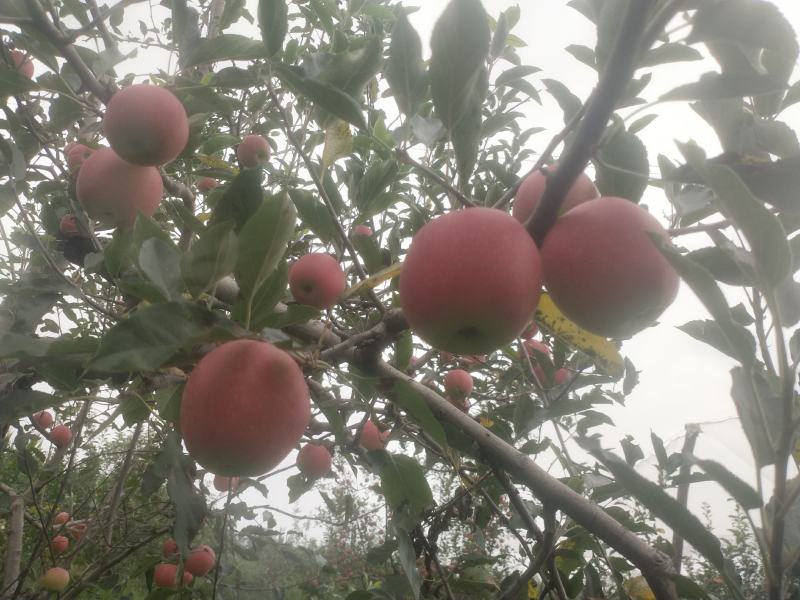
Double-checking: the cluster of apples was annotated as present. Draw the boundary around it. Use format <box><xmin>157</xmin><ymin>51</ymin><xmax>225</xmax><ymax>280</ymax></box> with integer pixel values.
<box><xmin>40</xmin><ymin>512</ymin><xmax>88</xmax><ymax>593</ymax></box>
<box><xmin>153</xmin><ymin>538</ymin><xmax>216</xmax><ymax>589</ymax></box>
<box><xmin>400</xmin><ymin>165</ymin><xmax>679</xmax><ymax>355</ymax></box>
<box><xmin>31</xmin><ymin>411</ymin><xmax>73</xmax><ymax>449</ymax></box>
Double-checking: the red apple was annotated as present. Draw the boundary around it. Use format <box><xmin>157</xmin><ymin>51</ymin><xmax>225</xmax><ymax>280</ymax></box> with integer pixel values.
<box><xmin>288</xmin><ymin>253</ymin><xmax>346</xmax><ymax>309</ymax></box>
<box><xmin>59</xmin><ymin>215</ymin><xmax>80</xmax><ymax>238</ymax></box>
<box><xmin>182</xmin><ymin>571</ymin><xmax>193</xmax><ymax>586</ymax></box>
<box><xmin>103</xmin><ymin>84</ymin><xmax>189</xmax><ymax>166</ymax></box>
<box><xmin>554</xmin><ymin>368</ymin><xmax>570</xmax><ymax>386</ymax></box>
<box><xmin>197</xmin><ymin>177</ymin><xmax>218</xmax><ymax>192</ymax></box>
<box><xmin>444</xmin><ymin>369</ymin><xmax>473</xmax><ymax>401</ymax></box>
<box><xmin>540</xmin><ymin>196</ymin><xmax>679</xmax><ymax>338</ymax></box>
<box><xmin>359</xmin><ymin>421</ymin><xmax>388</xmax><ymax>451</ymax></box>
<box><xmin>50</xmin><ymin>425</ymin><xmax>72</xmax><ymax>448</ymax></box>
<box><xmin>54</xmin><ymin>512</ymin><xmax>70</xmax><ymax>526</ymax></box>
<box><xmin>181</xmin><ymin>340</ymin><xmax>310</xmax><ymax>477</ymax></box>
<box><xmin>40</xmin><ymin>567</ymin><xmax>69</xmax><ymax>593</ymax></box>
<box><xmin>212</xmin><ymin>474</ymin><xmax>240</xmax><ymax>493</ymax></box>
<box><xmin>33</xmin><ymin>411</ymin><xmax>54</xmax><ymax>429</ymax></box>
<box><xmin>162</xmin><ymin>538</ymin><xmax>178</xmax><ymax>558</ymax></box>
<box><xmin>400</xmin><ymin>207</ymin><xmax>542</xmax><ymax>354</ymax></box>
<box><xmin>9</xmin><ymin>50</ymin><xmax>33</xmax><ymax>79</ymax></box>
<box><xmin>353</xmin><ymin>225</ymin><xmax>372</xmax><ymax>236</ymax></box>
<box><xmin>154</xmin><ymin>563</ymin><xmax>180</xmax><ymax>588</ymax></box>
<box><xmin>237</xmin><ymin>134</ymin><xmax>270</xmax><ymax>168</ymax></box>
<box><xmin>50</xmin><ymin>535</ymin><xmax>69</xmax><ymax>555</ymax></box>
<box><xmin>66</xmin><ymin>144</ymin><xmax>94</xmax><ymax>175</ymax></box>
<box><xmin>185</xmin><ymin>545</ymin><xmax>216</xmax><ymax>577</ymax></box>
<box><xmin>296</xmin><ymin>443</ymin><xmax>332</xmax><ymax>478</ymax></box>
<box><xmin>77</xmin><ymin>148</ymin><xmax>163</xmax><ymax>227</ymax></box>
<box><xmin>512</xmin><ymin>165</ymin><xmax>598</xmax><ymax>224</ymax></box>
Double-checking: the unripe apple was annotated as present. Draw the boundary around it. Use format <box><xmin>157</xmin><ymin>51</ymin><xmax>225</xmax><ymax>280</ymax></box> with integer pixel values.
<box><xmin>296</xmin><ymin>443</ymin><xmax>332</xmax><ymax>478</ymax></box>
<box><xmin>352</xmin><ymin>225</ymin><xmax>372</xmax><ymax>237</ymax></box>
<box><xmin>181</xmin><ymin>340</ymin><xmax>310</xmax><ymax>476</ymax></box>
<box><xmin>185</xmin><ymin>545</ymin><xmax>216</xmax><ymax>577</ymax></box>
<box><xmin>162</xmin><ymin>538</ymin><xmax>178</xmax><ymax>558</ymax></box>
<box><xmin>54</xmin><ymin>512</ymin><xmax>70</xmax><ymax>526</ymax></box>
<box><xmin>33</xmin><ymin>410</ymin><xmax>54</xmax><ymax>429</ymax></box>
<box><xmin>40</xmin><ymin>567</ymin><xmax>69</xmax><ymax>593</ymax></box>
<box><xmin>197</xmin><ymin>177</ymin><xmax>218</xmax><ymax>192</ymax></box>
<box><xmin>540</xmin><ymin>196</ymin><xmax>679</xmax><ymax>338</ymax></box>
<box><xmin>77</xmin><ymin>148</ymin><xmax>163</xmax><ymax>227</ymax></box>
<box><xmin>9</xmin><ymin>50</ymin><xmax>33</xmax><ymax>79</ymax></box>
<box><xmin>237</xmin><ymin>134</ymin><xmax>270</xmax><ymax>168</ymax></box>
<box><xmin>50</xmin><ymin>535</ymin><xmax>69</xmax><ymax>555</ymax></box>
<box><xmin>212</xmin><ymin>474</ymin><xmax>240</xmax><ymax>493</ymax></box>
<box><xmin>59</xmin><ymin>215</ymin><xmax>80</xmax><ymax>238</ymax></box>
<box><xmin>50</xmin><ymin>425</ymin><xmax>72</xmax><ymax>448</ymax></box>
<box><xmin>288</xmin><ymin>253</ymin><xmax>346</xmax><ymax>309</ymax></box>
<box><xmin>66</xmin><ymin>144</ymin><xmax>94</xmax><ymax>175</ymax></box>
<box><xmin>154</xmin><ymin>563</ymin><xmax>180</xmax><ymax>588</ymax></box>
<box><xmin>400</xmin><ymin>207</ymin><xmax>542</xmax><ymax>355</ymax></box>
<box><xmin>554</xmin><ymin>368</ymin><xmax>570</xmax><ymax>386</ymax></box>
<box><xmin>444</xmin><ymin>369</ymin><xmax>473</xmax><ymax>401</ymax></box>
<box><xmin>103</xmin><ymin>84</ymin><xmax>189</xmax><ymax>166</ymax></box>
<box><xmin>359</xmin><ymin>421</ymin><xmax>388</xmax><ymax>451</ymax></box>
<box><xmin>68</xmin><ymin>523</ymin><xmax>87</xmax><ymax>541</ymax></box>
<box><xmin>512</xmin><ymin>165</ymin><xmax>598</xmax><ymax>224</ymax></box>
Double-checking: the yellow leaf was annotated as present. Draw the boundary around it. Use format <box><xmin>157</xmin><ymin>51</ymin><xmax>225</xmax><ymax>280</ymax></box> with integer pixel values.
<box><xmin>342</xmin><ymin>262</ymin><xmax>402</xmax><ymax>299</ymax></box>
<box><xmin>479</xmin><ymin>416</ymin><xmax>495</xmax><ymax>428</ymax></box>
<box><xmin>197</xmin><ymin>154</ymin><xmax>238</xmax><ymax>174</ymax></box>
<box><xmin>322</xmin><ymin>121</ymin><xmax>353</xmax><ymax>167</ymax></box>
<box><xmin>623</xmin><ymin>576</ymin><xmax>656</xmax><ymax>600</ymax></box>
<box><xmin>528</xmin><ymin>579</ymin><xmax>539</xmax><ymax>598</ymax></box>
<box><xmin>535</xmin><ymin>292</ymin><xmax>624</xmax><ymax>378</ymax></box>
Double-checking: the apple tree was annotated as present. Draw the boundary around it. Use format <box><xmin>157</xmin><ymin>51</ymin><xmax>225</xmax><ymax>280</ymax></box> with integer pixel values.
<box><xmin>1</xmin><ymin>0</ymin><xmax>799</xmax><ymax>599</ymax></box>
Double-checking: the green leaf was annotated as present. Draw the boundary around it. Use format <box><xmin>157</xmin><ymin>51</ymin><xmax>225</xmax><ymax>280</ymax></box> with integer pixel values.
<box><xmin>211</xmin><ymin>168</ymin><xmax>264</xmax><ymax>231</ymax></box>
<box><xmin>490</xmin><ymin>11</ymin><xmax>509</xmax><ymax>60</ymax></box>
<box><xmin>92</xmin><ymin>302</ymin><xmax>230</xmax><ymax>373</ymax></box>
<box><xmin>731</xmin><ymin>366</ymin><xmax>780</xmax><ymax>467</ymax></box>
<box><xmin>235</xmin><ymin>191</ymin><xmax>296</xmax><ymax>317</ymax></box>
<box><xmin>452</xmin><ymin>66</ymin><xmax>488</xmax><ymax>184</ymax></box>
<box><xmin>260</xmin><ymin>303</ymin><xmax>318</xmax><ymax>328</ymax></box>
<box><xmin>200</xmin><ymin>133</ymin><xmax>239</xmax><ymax>154</ymax></box>
<box><xmin>184</xmin><ymin>34</ymin><xmax>269</xmax><ymax>67</ymax></box>
<box><xmin>495</xmin><ymin>65</ymin><xmax>541</xmax><ymax>87</ymax></box>
<box><xmin>380</xmin><ymin>454</ymin><xmax>433</xmax><ymax>516</ymax></box>
<box><xmin>181</xmin><ymin>221</ymin><xmax>239</xmax><ymax>296</ymax></box>
<box><xmin>393</xmin><ymin>520</ymin><xmax>422</xmax><ymax>600</ymax></box>
<box><xmin>391</xmin><ymin>381</ymin><xmax>447</xmax><ymax>448</ymax></box>
<box><xmin>0</xmin><ymin>390</ymin><xmax>60</xmax><ymax>422</ymax></box>
<box><xmin>641</xmin><ymin>43</ymin><xmax>702</xmax><ymax>67</ymax></box>
<box><xmin>542</xmin><ymin>78</ymin><xmax>582</xmax><ymax>123</ymax></box>
<box><xmin>289</xmin><ymin>189</ymin><xmax>338</xmax><ymax>244</ymax></box>
<box><xmin>138</xmin><ymin>238</ymin><xmax>183</xmax><ymax>301</ymax></box>
<box><xmin>311</xmin><ymin>36</ymin><xmax>383</xmax><ymax>100</ymax></box>
<box><xmin>386</xmin><ymin>10</ymin><xmax>427</xmax><ymax>116</ymax></box>
<box><xmin>678</xmin><ymin>319</ymin><xmax>755</xmax><ymax>362</ymax></box>
<box><xmin>257</xmin><ymin>0</ymin><xmax>288</xmax><ymax>57</ymax></box>
<box><xmin>351</xmin><ymin>230</ymin><xmax>383</xmax><ymax>275</ymax></box>
<box><xmin>357</xmin><ymin>160</ymin><xmax>399</xmax><ymax>210</ymax></box>
<box><xmin>691</xmin><ymin>456</ymin><xmax>762</xmax><ymax>509</ymax></box>
<box><xmin>678</xmin><ymin>141</ymin><xmax>791</xmax><ymax>287</ymax></box>
<box><xmin>429</xmin><ymin>0</ymin><xmax>490</xmax><ymax>131</ymax></box>
<box><xmin>0</xmin><ymin>65</ymin><xmax>37</xmax><ymax>98</ymax></box>
<box><xmin>595</xmin><ymin>126</ymin><xmax>649</xmax><ymax>203</ymax></box>
<box><xmin>231</xmin><ymin>260</ymin><xmax>288</xmax><ymax>330</ymax></box>
<box><xmin>274</xmin><ymin>64</ymin><xmax>367</xmax><ymax>130</ymax></box>
<box><xmin>660</xmin><ymin>72</ymin><xmax>787</xmax><ymax>102</ymax></box>
<box><xmin>163</xmin><ymin>431</ymin><xmax>207</xmax><ymax>551</ymax></box>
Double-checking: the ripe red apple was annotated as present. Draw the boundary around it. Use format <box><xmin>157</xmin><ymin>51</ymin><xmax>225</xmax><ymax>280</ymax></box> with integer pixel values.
<box><xmin>154</xmin><ymin>563</ymin><xmax>180</xmax><ymax>588</ymax></box>
<box><xmin>400</xmin><ymin>207</ymin><xmax>542</xmax><ymax>354</ymax></box>
<box><xmin>68</xmin><ymin>523</ymin><xmax>87</xmax><ymax>541</ymax></box>
<box><xmin>444</xmin><ymin>369</ymin><xmax>473</xmax><ymax>401</ymax></box>
<box><xmin>181</xmin><ymin>339</ymin><xmax>310</xmax><ymax>476</ymax></box>
<box><xmin>66</xmin><ymin>144</ymin><xmax>94</xmax><ymax>175</ymax></box>
<box><xmin>212</xmin><ymin>474</ymin><xmax>240</xmax><ymax>493</ymax></box>
<box><xmin>54</xmin><ymin>512</ymin><xmax>70</xmax><ymax>525</ymax></box>
<box><xmin>512</xmin><ymin>165</ymin><xmax>598</xmax><ymax>224</ymax></box>
<box><xmin>359</xmin><ymin>421</ymin><xmax>388</xmax><ymax>451</ymax></box>
<box><xmin>353</xmin><ymin>225</ymin><xmax>372</xmax><ymax>236</ymax></box>
<box><xmin>50</xmin><ymin>424</ymin><xmax>72</xmax><ymax>448</ymax></box>
<box><xmin>197</xmin><ymin>177</ymin><xmax>218</xmax><ymax>192</ymax></box>
<box><xmin>554</xmin><ymin>368</ymin><xmax>570</xmax><ymax>386</ymax></box>
<box><xmin>296</xmin><ymin>443</ymin><xmax>332</xmax><ymax>478</ymax></box>
<box><xmin>33</xmin><ymin>410</ymin><xmax>54</xmax><ymax>429</ymax></box>
<box><xmin>77</xmin><ymin>148</ymin><xmax>163</xmax><ymax>227</ymax></box>
<box><xmin>540</xmin><ymin>196</ymin><xmax>679</xmax><ymax>338</ymax></box>
<box><xmin>162</xmin><ymin>538</ymin><xmax>178</xmax><ymax>558</ymax></box>
<box><xmin>9</xmin><ymin>50</ymin><xmax>33</xmax><ymax>79</ymax></box>
<box><xmin>237</xmin><ymin>134</ymin><xmax>270</xmax><ymax>168</ymax></box>
<box><xmin>103</xmin><ymin>84</ymin><xmax>189</xmax><ymax>166</ymax></box>
<box><xmin>185</xmin><ymin>545</ymin><xmax>216</xmax><ymax>577</ymax></box>
<box><xmin>182</xmin><ymin>571</ymin><xmax>193</xmax><ymax>586</ymax></box>
<box><xmin>59</xmin><ymin>215</ymin><xmax>80</xmax><ymax>238</ymax></box>
<box><xmin>40</xmin><ymin>567</ymin><xmax>69</xmax><ymax>593</ymax></box>
<box><xmin>288</xmin><ymin>253</ymin><xmax>346</xmax><ymax>309</ymax></box>
<box><xmin>50</xmin><ymin>535</ymin><xmax>69</xmax><ymax>555</ymax></box>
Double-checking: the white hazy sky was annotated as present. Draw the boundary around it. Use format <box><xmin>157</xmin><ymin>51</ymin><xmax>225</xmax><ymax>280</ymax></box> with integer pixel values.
<box><xmin>69</xmin><ymin>0</ymin><xmax>800</xmax><ymax>535</ymax></box>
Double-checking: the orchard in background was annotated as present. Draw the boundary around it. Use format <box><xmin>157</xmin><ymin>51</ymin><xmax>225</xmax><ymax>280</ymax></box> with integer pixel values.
<box><xmin>1</xmin><ymin>0</ymin><xmax>799</xmax><ymax>599</ymax></box>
